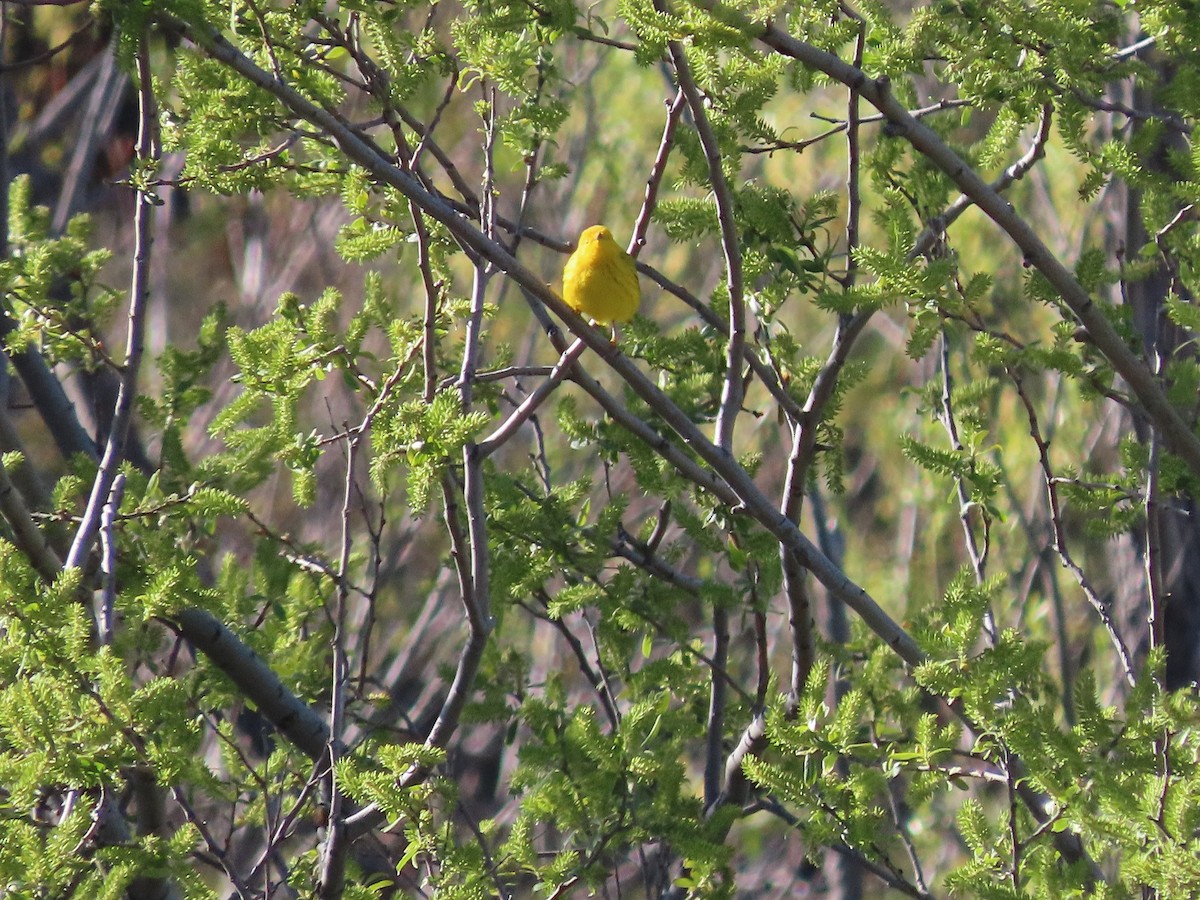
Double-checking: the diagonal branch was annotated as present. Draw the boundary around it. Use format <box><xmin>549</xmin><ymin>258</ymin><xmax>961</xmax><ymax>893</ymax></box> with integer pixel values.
<box><xmin>630</xmin><ymin>88</ymin><xmax>686</xmax><ymax>257</ymax></box>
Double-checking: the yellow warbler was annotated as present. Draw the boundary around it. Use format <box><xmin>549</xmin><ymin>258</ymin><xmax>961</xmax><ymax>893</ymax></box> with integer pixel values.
<box><xmin>562</xmin><ymin>225</ymin><xmax>640</xmax><ymax>326</ymax></box>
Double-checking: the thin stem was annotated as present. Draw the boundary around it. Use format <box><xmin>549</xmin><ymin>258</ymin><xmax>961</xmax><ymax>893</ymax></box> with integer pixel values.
<box><xmin>477</xmin><ymin>338</ymin><xmax>588</xmax><ymax>457</ymax></box>
<box><xmin>704</xmin><ymin>604</ymin><xmax>730</xmax><ymax>806</ymax></box>
<box><xmin>1146</xmin><ymin>375</ymin><xmax>1165</xmax><ymax>656</ymax></box>
<box><xmin>658</xmin><ymin>5</ymin><xmax>745</xmax><ymax>452</ymax></box>
<box><xmin>64</xmin><ymin>34</ymin><xmax>156</xmax><ymax>572</ymax></box>
<box><xmin>912</xmin><ymin>103</ymin><xmax>1054</xmax><ymax>259</ymax></box>
<box><xmin>885</xmin><ymin>775</ymin><xmax>930</xmax><ymax>896</ymax></box>
<box><xmin>317</xmin><ymin>432</ymin><xmax>360</xmax><ymax>896</ymax></box>
<box><xmin>1006</xmin><ymin>746</ymin><xmax>1021</xmax><ymax>892</ymax></box>
<box><xmin>630</xmin><ymin>89</ymin><xmax>686</xmax><ymax>256</ymax></box>
<box><xmin>0</xmin><ymin>456</ymin><xmax>61</xmax><ymax>583</ymax></box>
<box><xmin>96</xmin><ymin>474</ymin><xmax>125</xmax><ymax>646</ymax></box>
<box><xmin>418</xmin><ymin>449</ymin><xmax>494</xmax><ymax>761</ymax></box>
<box><xmin>459</xmin><ymin>86</ymin><xmax>499</xmax><ymax>408</ymax></box>
<box><xmin>938</xmin><ymin>327</ymin><xmax>996</xmax><ymax>642</ymax></box>
<box><xmin>1009</xmin><ymin>366</ymin><xmax>1137</xmax><ymax>685</ymax></box>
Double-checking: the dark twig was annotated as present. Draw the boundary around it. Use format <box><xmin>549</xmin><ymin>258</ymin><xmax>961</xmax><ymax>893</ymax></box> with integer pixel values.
<box><xmin>421</xmin><ymin>447</ymin><xmax>494</xmax><ymax>753</ymax></box>
<box><xmin>885</xmin><ymin>775</ymin><xmax>930</xmax><ymax>896</ymax></box>
<box><xmin>0</xmin><ymin>16</ymin><xmax>94</xmax><ymax>72</ymax></box>
<box><xmin>704</xmin><ymin>603</ymin><xmax>730</xmax><ymax>806</ymax></box>
<box><xmin>742</xmin><ymin>98</ymin><xmax>973</xmax><ymax>154</ymax></box>
<box><xmin>752</xmin><ymin>797</ymin><xmax>935</xmax><ymax>899</ymax></box>
<box><xmin>1008</xmin><ymin>366</ymin><xmax>1137</xmax><ymax>684</ymax></box>
<box><xmin>630</xmin><ymin>89</ymin><xmax>686</xmax><ymax>257</ymax></box>
<box><xmin>524</xmin><ymin>591</ymin><xmax>621</xmax><ymax>729</ymax></box>
<box><xmin>1070</xmin><ymin>88</ymin><xmax>1191</xmax><ymax>134</ymax></box>
<box><xmin>0</xmin><ymin>455</ymin><xmax>61</xmax><ymax>582</ymax></box>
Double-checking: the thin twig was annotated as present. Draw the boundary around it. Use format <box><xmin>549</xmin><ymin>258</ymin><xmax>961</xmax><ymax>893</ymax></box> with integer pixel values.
<box><xmin>1008</xmin><ymin>366</ymin><xmax>1137</xmax><ymax>684</ymax></box>
<box><xmin>523</xmin><ymin>592</ymin><xmax>621</xmax><ymax>729</ymax></box>
<box><xmin>317</xmin><ymin>431</ymin><xmax>360</xmax><ymax>896</ymax></box>
<box><xmin>458</xmin><ymin>86</ymin><xmax>499</xmax><ymax>406</ymax></box>
<box><xmin>742</xmin><ymin>98</ymin><xmax>974</xmax><ymax>154</ymax></box>
<box><xmin>0</xmin><ymin>455</ymin><xmax>61</xmax><ymax>582</ymax></box>
<box><xmin>913</xmin><ymin>102</ymin><xmax>1054</xmax><ymax>259</ymax></box>
<box><xmin>1146</xmin><ymin>353</ymin><xmax>1165</xmax><ymax>655</ymax></box>
<box><xmin>938</xmin><ymin>327</ymin><xmax>996</xmax><ymax>642</ymax></box>
<box><xmin>659</xmin><ymin>9</ymin><xmax>745</xmax><ymax>452</ymax></box>
<box><xmin>171</xmin><ymin>787</ymin><xmax>256</xmax><ymax>898</ymax></box>
<box><xmin>477</xmin><ymin>338</ymin><xmax>588</xmax><ymax>457</ymax></box>
<box><xmin>704</xmin><ymin>603</ymin><xmax>730</xmax><ymax>806</ymax></box>
<box><xmin>0</xmin><ymin>17</ymin><xmax>94</xmax><ymax>72</ymax></box>
<box><xmin>51</xmin><ymin>38</ymin><xmax>126</xmax><ymax>235</ymax></box>
<box><xmin>885</xmin><ymin>774</ymin><xmax>930</xmax><ymax>896</ymax></box>
<box><xmin>630</xmin><ymin>89</ymin><xmax>686</xmax><ymax>257</ymax></box>
<box><xmin>420</xmin><ymin>447</ymin><xmax>494</xmax><ymax>753</ymax></box>
<box><xmin>64</xmin><ymin>35</ymin><xmax>155</xmax><ymax>572</ymax></box>
<box><xmin>752</xmin><ymin>797</ymin><xmax>935</xmax><ymax>899</ymax></box>
<box><xmin>1070</xmin><ymin>88</ymin><xmax>1191</xmax><ymax>134</ymax></box>
<box><xmin>1006</xmin><ymin>745</ymin><xmax>1021</xmax><ymax>892</ymax></box>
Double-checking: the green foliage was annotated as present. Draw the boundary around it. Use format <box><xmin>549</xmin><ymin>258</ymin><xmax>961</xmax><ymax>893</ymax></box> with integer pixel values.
<box><xmin>4</xmin><ymin>0</ymin><xmax>1200</xmax><ymax>894</ymax></box>
<box><xmin>1</xmin><ymin>178</ymin><xmax>117</xmax><ymax>368</ymax></box>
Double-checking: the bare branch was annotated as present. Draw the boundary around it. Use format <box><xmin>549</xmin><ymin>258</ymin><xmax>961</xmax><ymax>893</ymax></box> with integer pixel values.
<box><xmin>1009</xmin><ymin>366</ymin><xmax>1137</xmax><ymax>684</ymax></box>
<box><xmin>630</xmin><ymin>88</ymin><xmax>686</xmax><ymax>257</ymax></box>
<box><xmin>51</xmin><ymin>39</ymin><xmax>126</xmax><ymax>235</ymax></box>
<box><xmin>172</xmin><ymin>607</ymin><xmax>331</xmax><ymax>759</ymax></box>
<box><xmin>478</xmin><ymin>339</ymin><xmax>587</xmax><ymax>457</ymax></box>
<box><xmin>704</xmin><ymin>603</ymin><xmax>730</xmax><ymax>806</ymax></box>
<box><xmin>938</xmin><ymin>327</ymin><xmax>997</xmax><ymax>643</ymax></box>
<box><xmin>96</xmin><ymin>474</ymin><xmax>124</xmax><ymax>646</ymax></box>
<box><xmin>658</xmin><ymin>4</ymin><xmax>745</xmax><ymax>452</ymax></box>
<box><xmin>64</xmin><ymin>36</ymin><xmax>156</xmax><ymax>572</ymax></box>
<box><xmin>317</xmin><ymin>432</ymin><xmax>362</xmax><ymax>897</ymax></box>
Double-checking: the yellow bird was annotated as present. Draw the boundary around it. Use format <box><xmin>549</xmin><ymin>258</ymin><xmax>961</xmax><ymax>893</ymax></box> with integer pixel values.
<box><xmin>562</xmin><ymin>225</ymin><xmax>640</xmax><ymax>327</ymax></box>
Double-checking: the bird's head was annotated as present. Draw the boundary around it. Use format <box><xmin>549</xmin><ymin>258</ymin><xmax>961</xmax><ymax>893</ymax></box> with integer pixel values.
<box><xmin>579</xmin><ymin>224</ymin><xmax>613</xmax><ymax>246</ymax></box>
